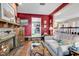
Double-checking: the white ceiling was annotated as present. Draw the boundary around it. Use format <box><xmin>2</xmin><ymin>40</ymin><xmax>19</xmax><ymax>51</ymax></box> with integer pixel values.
<box><xmin>54</xmin><ymin>3</ymin><xmax>79</xmax><ymax>22</ymax></box>
<box><xmin>17</xmin><ymin>3</ymin><xmax>62</xmax><ymax>15</ymax></box>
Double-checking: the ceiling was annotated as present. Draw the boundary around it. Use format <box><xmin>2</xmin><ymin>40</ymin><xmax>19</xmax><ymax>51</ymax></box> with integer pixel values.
<box><xmin>54</xmin><ymin>3</ymin><xmax>79</xmax><ymax>22</ymax></box>
<box><xmin>17</xmin><ymin>3</ymin><xmax>62</xmax><ymax>15</ymax></box>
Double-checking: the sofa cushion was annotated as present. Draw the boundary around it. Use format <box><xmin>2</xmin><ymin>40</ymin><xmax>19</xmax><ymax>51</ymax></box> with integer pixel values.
<box><xmin>45</xmin><ymin>40</ymin><xmax>59</xmax><ymax>55</ymax></box>
<box><xmin>58</xmin><ymin>44</ymin><xmax>72</xmax><ymax>55</ymax></box>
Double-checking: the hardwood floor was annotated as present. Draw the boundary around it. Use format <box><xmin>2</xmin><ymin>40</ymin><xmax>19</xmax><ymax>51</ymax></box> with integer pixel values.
<box><xmin>8</xmin><ymin>39</ymin><xmax>51</xmax><ymax>56</ymax></box>
<box><xmin>8</xmin><ymin>41</ymin><xmax>32</xmax><ymax>56</ymax></box>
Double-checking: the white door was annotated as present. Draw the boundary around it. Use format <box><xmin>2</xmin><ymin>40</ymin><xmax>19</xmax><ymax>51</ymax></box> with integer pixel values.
<box><xmin>32</xmin><ymin>17</ymin><xmax>41</xmax><ymax>37</ymax></box>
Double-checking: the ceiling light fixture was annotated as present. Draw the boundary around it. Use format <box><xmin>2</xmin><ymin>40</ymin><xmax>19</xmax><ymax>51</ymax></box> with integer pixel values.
<box><xmin>15</xmin><ymin>3</ymin><xmax>22</xmax><ymax>6</ymax></box>
<box><xmin>40</xmin><ymin>3</ymin><xmax>45</xmax><ymax>5</ymax></box>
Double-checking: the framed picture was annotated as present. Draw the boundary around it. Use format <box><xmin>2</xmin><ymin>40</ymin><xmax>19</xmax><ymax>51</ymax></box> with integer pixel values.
<box><xmin>0</xmin><ymin>3</ymin><xmax>15</xmax><ymax>23</ymax></box>
<box><xmin>20</xmin><ymin>19</ymin><xmax>28</xmax><ymax>26</ymax></box>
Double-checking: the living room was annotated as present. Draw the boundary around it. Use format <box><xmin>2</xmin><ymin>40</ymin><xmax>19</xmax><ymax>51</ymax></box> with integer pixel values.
<box><xmin>0</xmin><ymin>2</ymin><xmax>79</xmax><ymax>57</ymax></box>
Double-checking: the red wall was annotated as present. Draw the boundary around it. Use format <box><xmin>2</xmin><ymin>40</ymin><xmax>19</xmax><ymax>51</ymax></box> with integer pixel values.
<box><xmin>17</xmin><ymin>13</ymin><xmax>52</xmax><ymax>36</ymax></box>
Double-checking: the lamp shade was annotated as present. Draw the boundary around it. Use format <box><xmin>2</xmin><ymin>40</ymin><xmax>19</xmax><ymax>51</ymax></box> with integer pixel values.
<box><xmin>44</xmin><ymin>32</ymin><xmax>48</xmax><ymax>35</ymax></box>
<box><xmin>44</xmin><ymin>20</ymin><xmax>46</xmax><ymax>24</ymax></box>
<box><xmin>49</xmin><ymin>26</ymin><xmax>53</xmax><ymax>30</ymax></box>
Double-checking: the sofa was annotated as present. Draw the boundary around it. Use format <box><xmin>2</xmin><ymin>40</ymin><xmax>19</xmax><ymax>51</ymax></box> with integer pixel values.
<box><xmin>44</xmin><ymin>36</ymin><xmax>73</xmax><ymax>56</ymax></box>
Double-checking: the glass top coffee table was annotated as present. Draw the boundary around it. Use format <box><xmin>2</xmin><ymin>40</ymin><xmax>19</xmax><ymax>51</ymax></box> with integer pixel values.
<box><xmin>30</xmin><ymin>41</ymin><xmax>51</xmax><ymax>56</ymax></box>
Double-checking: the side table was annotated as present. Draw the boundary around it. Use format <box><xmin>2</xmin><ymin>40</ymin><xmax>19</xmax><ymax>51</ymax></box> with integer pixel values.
<box><xmin>69</xmin><ymin>47</ymin><xmax>79</xmax><ymax>56</ymax></box>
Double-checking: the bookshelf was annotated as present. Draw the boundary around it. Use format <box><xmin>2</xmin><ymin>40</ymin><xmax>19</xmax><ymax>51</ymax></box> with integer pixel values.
<box><xmin>55</xmin><ymin>17</ymin><xmax>79</xmax><ymax>36</ymax></box>
<box><xmin>0</xmin><ymin>3</ymin><xmax>22</xmax><ymax>55</ymax></box>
